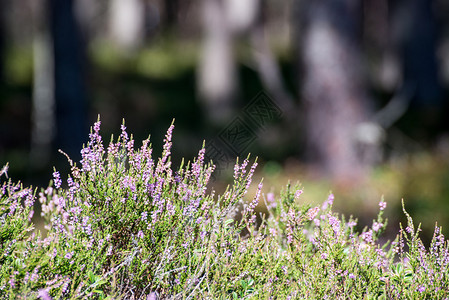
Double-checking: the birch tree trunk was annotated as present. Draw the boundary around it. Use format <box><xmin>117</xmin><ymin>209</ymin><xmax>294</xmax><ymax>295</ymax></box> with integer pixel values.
<box><xmin>30</xmin><ymin>0</ymin><xmax>55</xmax><ymax>169</ymax></box>
<box><xmin>109</xmin><ymin>0</ymin><xmax>145</xmax><ymax>53</ymax></box>
<box><xmin>197</xmin><ymin>0</ymin><xmax>237</xmax><ymax>126</ymax></box>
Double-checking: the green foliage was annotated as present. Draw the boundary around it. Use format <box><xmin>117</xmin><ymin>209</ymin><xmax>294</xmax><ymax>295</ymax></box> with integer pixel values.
<box><xmin>1</xmin><ymin>120</ymin><xmax>449</xmax><ymax>299</ymax></box>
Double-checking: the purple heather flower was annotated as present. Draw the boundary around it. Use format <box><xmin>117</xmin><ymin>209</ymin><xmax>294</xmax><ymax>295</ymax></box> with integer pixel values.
<box><xmin>192</xmin><ymin>148</ymin><xmax>206</xmax><ymax>178</ymax></box>
<box><xmin>25</xmin><ymin>192</ymin><xmax>35</xmax><ymax>207</ymax></box>
<box><xmin>61</xmin><ymin>281</ymin><xmax>70</xmax><ymax>295</ymax></box>
<box><xmin>8</xmin><ymin>201</ymin><xmax>18</xmax><ymax>216</ymax></box>
<box><xmin>46</xmin><ymin>277</ymin><xmax>59</xmax><ymax>286</ymax></box>
<box><xmin>9</xmin><ymin>277</ymin><xmax>15</xmax><ymax>289</ymax></box>
<box><xmin>147</xmin><ymin>292</ymin><xmax>159</xmax><ymax>300</ymax></box>
<box><xmin>51</xmin><ymin>248</ymin><xmax>57</xmax><ymax>259</ymax></box>
<box><xmin>27</xmin><ymin>209</ymin><xmax>34</xmax><ymax>221</ymax></box>
<box><xmin>167</xmin><ymin>201</ymin><xmax>175</xmax><ymax>215</ymax></box>
<box><xmin>89</xmin><ymin>120</ymin><xmax>103</xmax><ymax>146</ymax></box>
<box><xmin>347</xmin><ymin>220</ymin><xmax>357</xmax><ymax>228</ymax></box>
<box><xmin>225</xmin><ymin>249</ymin><xmax>232</xmax><ymax>257</ymax></box>
<box><xmin>151</xmin><ymin>210</ymin><xmax>159</xmax><ymax>224</ymax></box>
<box><xmin>286</xmin><ymin>227</ymin><xmax>293</xmax><ymax>244</ymax></box>
<box><xmin>85</xmin><ymin>239</ymin><xmax>94</xmax><ymax>249</ymax></box>
<box><xmin>31</xmin><ymin>267</ymin><xmax>40</xmax><ymax>282</ymax></box>
<box><xmin>294</xmin><ymin>189</ymin><xmax>303</xmax><ymax>200</ymax></box>
<box><xmin>93</xmin><ymin>120</ymin><xmax>101</xmax><ymax>133</ymax></box>
<box><xmin>322</xmin><ymin>193</ymin><xmax>334</xmax><ymax>210</ymax></box>
<box><xmin>159</xmin><ymin>124</ymin><xmax>174</xmax><ymax>168</ymax></box>
<box><xmin>321</xmin><ymin>253</ymin><xmax>328</xmax><ymax>260</ymax></box>
<box><xmin>240</xmin><ymin>158</ymin><xmax>249</xmax><ymax>174</ymax></box>
<box><xmin>141</xmin><ymin>211</ymin><xmax>148</xmax><ymax>222</ymax></box>
<box><xmin>65</xmin><ymin>251</ymin><xmax>74</xmax><ymax>260</ymax></box>
<box><xmin>376</xmin><ymin>248</ymin><xmax>386</xmax><ymax>258</ymax></box>
<box><xmin>267</xmin><ymin>192</ymin><xmax>275</xmax><ymax>203</ymax></box>
<box><xmin>126</xmin><ymin>140</ymin><xmax>134</xmax><ymax>155</ymax></box>
<box><xmin>233</xmin><ymin>163</ymin><xmax>240</xmax><ymax>181</ymax></box>
<box><xmin>418</xmin><ymin>285</ymin><xmax>426</xmax><ymax>293</ymax></box>
<box><xmin>249</xmin><ymin>214</ymin><xmax>256</xmax><ymax>224</ymax></box>
<box><xmin>53</xmin><ymin>171</ymin><xmax>62</xmax><ymax>189</ymax></box>
<box><xmin>107</xmin><ymin>142</ymin><xmax>119</xmax><ymax>161</ymax></box>
<box><xmin>348</xmin><ymin>273</ymin><xmax>356</xmax><ymax>279</ymax></box>
<box><xmin>307</xmin><ymin>206</ymin><xmax>320</xmax><ymax>221</ymax></box>
<box><xmin>266</xmin><ymin>192</ymin><xmax>277</xmax><ymax>210</ymax></box>
<box><xmin>361</xmin><ymin>230</ymin><xmax>373</xmax><ymax>244</ymax></box>
<box><xmin>372</xmin><ymin>222</ymin><xmax>382</xmax><ymax>232</ymax></box>
<box><xmin>328</xmin><ymin>215</ymin><xmax>340</xmax><ymax>233</ymax></box>
<box><xmin>120</xmin><ymin>124</ymin><xmax>129</xmax><ymax>142</ymax></box>
<box><xmin>122</xmin><ymin>176</ymin><xmax>136</xmax><ymax>193</ymax></box>
<box><xmin>379</xmin><ymin>199</ymin><xmax>387</xmax><ymax>211</ymax></box>
<box><xmin>244</xmin><ymin>162</ymin><xmax>258</xmax><ymax>191</ymax></box>
<box><xmin>137</xmin><ymin>230</ymin><xmax>144</xmax><ymax>239</ymax></box>
<box><xmin>247</xmin><ymin>182</ymin><xmax>263</xmax><ymax>214</ymax></box>
<box><xmin>38</xmin><ymin>289</ymin><xmax>53</xmax><ymax>300</ymax></box>
<box><xmin>84</xmin><ymin>223</ymin><xmax>92</xmax><ymax>236</ymax></box>
<box><xmin>287</xmin><ymin>208</ymin><xmax>296</xmax><ymax>220</ymax></box>
<box><xmin>174</xmin><ymin>172</ymin><xmax>182</xmax><ymax>184</ymax></box>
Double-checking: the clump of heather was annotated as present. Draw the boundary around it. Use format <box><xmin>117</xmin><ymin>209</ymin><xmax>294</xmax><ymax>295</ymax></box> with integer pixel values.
<box><xmin>10</xmin><ymin>118</ymin><xmax>265</xmax><ymax>299</ymax></box>
<box><xmin>1</xmin><ymin>118</ymin><xmax>449</xmax><ymax>299</ymax></box>
<box><xmin>0</xmin><ymin>163</ymin><xmax>40</xmax><ymax>298</ymax></box>
<box><xmin>260</xmin><ymin>186</ymin><xmax>392</xmax><ymax>298</ymax></box>
<box><xmin>260</xmin><ymin>189</ymin><xmax>449</xmax><ymax>299</ymax></box>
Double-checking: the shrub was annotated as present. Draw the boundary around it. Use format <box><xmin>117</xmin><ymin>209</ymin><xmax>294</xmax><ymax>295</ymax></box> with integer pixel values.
<box><xmin>0</xmin><ymin>119</ymin><xmax>448</xmax><ymax>299</ymax></box>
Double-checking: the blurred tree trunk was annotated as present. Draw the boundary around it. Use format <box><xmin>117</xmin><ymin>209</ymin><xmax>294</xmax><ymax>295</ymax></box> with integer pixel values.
<box><xmin>198</xmin><ymin>0</ymin><xmax>261</xmax><ymax>127</ymax></box>
<box><xmin>299</xmin><ymin>0</ymin><xmax>372</xmax><ymax>180</ymax></box>
<box><xmin>395</xmin><ymin>0</ymin><xmax>443</xmax><ymax>108</ymax></box>
<box><xmin>197</xmin><ymin>0</ymin><xmax>238</xmax><ymax>127</ymax></box>
<box><xmin>30</xmin><ymin>0</ymin><xmax>55</xmax><ymax>169</ymax></box>
<box><xmin>250</xmin><ymin>0</ymin><xmax>296</xmax><ymax>120</ymax></box>
<box><xmin>363</xmin><ymin>0</ymin><xmax>402</xmax><ymax>92</ymax></box>
<box><xmin>49</xmin><ymin>0</ymin><xmax>88</xmax><ymax>161</ymax></box>
<box><xmin>163</xmin><ymin>0</ymin><xmax>179</xmax><ymax>29</ymax></box>
<box><xmin>109</xmin><ymin>0</ymin><xmax>145</xmax><ymax>53</ymax></box>
<box><xmin>0</xmin><ymin>0</ymin><xmax>4</xmax><ymax>86</ymax></box>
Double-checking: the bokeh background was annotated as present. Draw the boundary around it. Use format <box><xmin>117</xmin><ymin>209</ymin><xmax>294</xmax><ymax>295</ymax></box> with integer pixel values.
<box><xmin>1</xmin><ymin>0</ymin><xmax>449</xmax><ymax>243</ymax></box>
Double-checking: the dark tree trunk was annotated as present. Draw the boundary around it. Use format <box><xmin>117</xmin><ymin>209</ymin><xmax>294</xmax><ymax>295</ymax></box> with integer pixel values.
<box><xmin>0</xmin><ymin>0</ymin><xmax>4</xmax><ymax>86</ymax></box>
<box><xmin>163</xmin><ymin>0</ymin><xmax>179</xmax><ymax>29</ymax></box>
<box><xmin>299</xmin><ymin>0</ymin><xmax>372</xmax><ymax>180</ymax></box>
<box><xmin>397</xmin><ymin>0</ymin><xmax>443</xmax><ymax>108</ymax></box>
<box><xmin>49</xmin><ymin>0</ymin><xmax>88</xmax><ymax>161</ymax></box>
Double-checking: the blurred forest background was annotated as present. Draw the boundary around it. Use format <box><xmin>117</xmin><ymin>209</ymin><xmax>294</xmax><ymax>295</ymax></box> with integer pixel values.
<box><xmin>1</xmin><ymin>0</ymin><xmax>449</xmax><ymax>242</ymax></box>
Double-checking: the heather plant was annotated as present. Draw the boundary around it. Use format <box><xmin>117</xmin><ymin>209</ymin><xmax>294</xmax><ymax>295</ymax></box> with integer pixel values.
<box><xmin>0</xmin><ymin>119</ymin><xmax>449</xmax><ymax>299</ymax></box>
<box><xmin>0</xmin><ymin>164</ymin><xmax>38</xmax><ymax>298</ymax></box>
